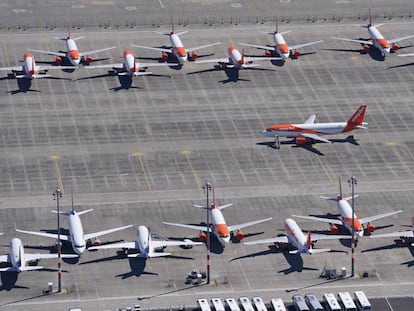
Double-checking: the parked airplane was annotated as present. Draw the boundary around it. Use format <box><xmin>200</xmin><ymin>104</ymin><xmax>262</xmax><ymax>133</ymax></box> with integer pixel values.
<box><xmin>263</xmin><ymin>105</ymin><xmax>368</xmax><ymax>149</ymax></box>
<box><xmin>238</xmin><ymin>17</ymin><xmax>323</xmax><ymax>61</ymax></box>
<box><xmin>333</xmin><ymin>9</ymin><xmax>414</xmax><ymax>57</ymax></box>
<box><xmin>0</xmin><ymin>52</ymin><xmax>74</xmax><ymax>79</ymax></box>
<box><xmin>293</xmin><ymin>178</ymin><xmax>403</xmax><ymax>239</ymax></box>
<box><xmin>16</xmin><ymin>201</ymin><xmax>132</xmax><ymax>255</ymax></box>
<box><xmin>28</xmin><ymin>29</ymin><xmax>116</xmax><ymax>66</ymax></box>
<box><xmin>131</xmin><ymin>23</ymin><xmax>221</xmax><ymax>64</ymax></box>
<box><xmin>163</xmin><ymin>200</ymin><xmax>272</xmax><ymax>246</ymax></box>
<box><xmin>85</xmin><ymin>49</ymin><xmax>173</xmax><ymax>76</ymax></box>
<box><xmin>244</xmin><ymin>218</ymin><xmax>351</xmax><ymax>255</ymax></box>
<box><xmin>194</xmin><ymin>45</ymin><xmax>281</xmax><ymax>69</ymax></box>
<box><xmin>370</xmin><ymin>215</ymin><xmax>414</xmax><ymax>246</ymax></box>
<box><xmin>0</xmin><ymin>238</ymin><xmax>77</xmax><ymax>272</ymax></box>
<box><xmin>89</xmin><ymin>225</ymin><xmax>203</xmax><ymax>258</ymax></box>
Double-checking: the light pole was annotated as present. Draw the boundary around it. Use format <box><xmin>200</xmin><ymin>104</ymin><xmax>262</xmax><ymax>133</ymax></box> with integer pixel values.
<box><xmin>348</xmin><ymin>176</ymin><xmax>357</xmax><ymax>277</ymax></box>
<box><xmin>52</xmin><ymin>187</ymin><xmax>63</xmax><ymax>293</ymax></box>
<box><xmin>203</xmin><ymin>182</ymin><xmax>212</xmax><ymax>284</ymax></box>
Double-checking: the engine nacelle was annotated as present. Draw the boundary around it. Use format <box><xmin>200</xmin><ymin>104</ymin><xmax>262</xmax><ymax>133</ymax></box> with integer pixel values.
<box><xmin>85</xmin><ymin>56</ymin><xmax>93</xmax><ymax>64</ymax></box>
<box><xmin>293</xmin><ymin>49</ymin><xmax>301</xmax><ymax>58</ymax></box>
<box><xmin>392</xmin><ymin>43</ymin><xmax>399</xmax><ymax>52</ymax></box>
<box><xmin>235</xmin><ymin>230</ymin><xmax>245</xmax><ymax>241</ymax></box>
<box><xmin>162</xmin><ymin>52</ymin><xmax>169</xmax><ymax>61</ymax></box>
<box><xmin>330</xmin><ymin>224</ymin><xmax>339</xmax><ymax>234</ymax></box>
<box><xmin>199</xmin><ymin>231</ymin><xmax>207</xmax><ymax>242</ymax></box>
<box><xmin>91</xmin><ymin>237</ymin><xmax>101</xmax><ymax>247</ymax></box>
<box><xmin>190</xmin><ymin>51</ymin><xmax>198</xmax><ymax>60</ymax></box>
<box><xmin>55</xmin><ymin>56</ymin><xmax>62</xmax><ymax>65</ymax></box>
<box><xmin>363</xmin><ymin>45</ymin><xmax>370</xmax><ymax>53</ymax></box>
<box><xmin>295</xmin><ymin>137</ymin><xmax>307</xmax><ymax>145</ymax></box>
<box><xmin>264</xmin><ymin>50</ymin><xmax>272</xmax><ymax>57</ymax></box>
<box><xmin>366</xmin><ymin>222</ymin><xmax>375</xmax><ymax>233</ymax></box>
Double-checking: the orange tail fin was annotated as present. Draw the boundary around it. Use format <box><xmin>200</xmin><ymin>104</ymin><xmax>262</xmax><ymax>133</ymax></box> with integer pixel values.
<box><xmin>343</xmin><ymin>105</ymin><xmax>366</xmax><ymax>132</ymax></box>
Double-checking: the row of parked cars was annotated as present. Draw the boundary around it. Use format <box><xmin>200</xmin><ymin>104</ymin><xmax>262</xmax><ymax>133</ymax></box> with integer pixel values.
<box><xmin>197</xmin><ymin>291</ymin><xmax>371</xmax><ymax>311</ymax></box>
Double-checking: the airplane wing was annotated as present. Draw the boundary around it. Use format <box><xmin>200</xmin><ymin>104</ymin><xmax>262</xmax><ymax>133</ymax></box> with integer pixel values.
<box><xmin>36</xmin><ymin>65</ymin><xmax>77</xmax><ymax>71</ymax></box>
<box><xmin>244</xmin><ymin>236</ymin><xmax>289</xmax><ymax>245</ymax></box>
<box><xmin>162</xmin><ymin>222</ymin><xmax>212</xmax><ymax>232</ymax></box>
<box><xmin>0</xmin><ymin>254</ymin><xmax>9</xmax><ymax>263</ymax></box>
<box><xmin>369</xmin><ymin>230</ymin><xmax>414</xmax><ymax>239</ymax></box>
<box><xmin>84</xmin><ymin>224</ymin><xmax>133</xmax><ymax>241</ymax></box>
<box><xmin>88</xmin><ymin>241</ymin><xmax>136</xmax><ymax>250</ymax></box>
<box><xmin>24</xmin><ymin>253</ymin><xmax>78</xmax><ymax>261</ymax></box>
<box><xmin>289</xmin><ymin>40</ymin><xmax>324</xmax><ymax>51</ymax></box>
<box><xmin>27</xmin><ymin>48</ymin><xmax>66</xmax><ymax>57</ymax></box>
<box><xmin>0</xmin><ymin>266</ymin><xmax>44</xmax><ymax>272</ymax></box>
<box><xmin>238</xmin><ymin>43</ymin><xmax>276</xmax><ymax>51</ymax></box>
<box><xmin>389</xmin><ymin>35</ymin><xmax>414</xmax><ymax>44</ymax></box>
<box><xmin>311</xmin><ymin>233</ymin><xmax>352</xmax><ymax>240</ymax></box>
<box><xmin>194</xmin><ymin>57</ymin><xmax>230</xmax><ymax>64</ymax></box>
<box><xmin>359</xmin><ymin>210</ymin><xmax>403</xmax><ymax>225</ymax></box>
<box><xmin>131</xmin><ymin>44</ymin><xmax>171</xmax><ymax>54</ymax></box>
<box><xmin>304</xmin><ymin>114</ymin><xmax>316</xmax><ymax>124</ymax></box>
<box><xmin>16</xmin><ymin>228</ymin><xmax>70</xmax><ymax>241</ymax></box>
<box><xmin>79</xmin><ymin>46</ymin><xmax>117</xmax><ymax>57</ymax></box>
<box><xmin>398</xmin><ymin>53</ymin><xmax>414</xmax><ymax>57</ymax></box>
<box><xmin>332</xmin><ymin>37</ymin><xmax>373</xmax><ymax>46</ymax></box>
<box><xmin>243</xmin><ymin>56</ymin><xmax>282</xmax><ymax>62</ymax></box>
<box><xmin>151</xmin><ymin>239</ymin><xmax>203</xmax><ymax>249</ymax></box>
<box><xmin>228</xmin><ymin>217</ymin><xmax>272</xmax><ymax>232</ymax></box>
<box><xmin>292</xmin><ymin>215</ymin><xmax>343</xmax><ymax>226</ymax></box>
<box><xmin>127</xmin><ymin>252</ymin><xmax>172</xmax><ymax>258</ymax></box>
<box><xmin>86</xmin><ymin>63</ymin><xmax>124</xmax><ymax>70</ymax></box>
<box><xmin>0</xmin><ymin>66</ymin><xmax>23</xmax><ymax>72</ymax></box>
<box><xmin>186</xmin><ymin>42</ymin><xmax>222</xmax><ymax>53</ymax></box>
<box><xmin>300</xmin><ymin>133</ymin><xmax>331</xmax><ymax>143</ymax></box>
<box><xmin>302</xmin><ymin>248</ymin><xmax>331</xmax><ymax>255</ymax></box>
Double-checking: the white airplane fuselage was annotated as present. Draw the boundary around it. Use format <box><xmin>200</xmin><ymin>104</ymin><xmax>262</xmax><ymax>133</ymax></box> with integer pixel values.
<box><xmin>137</xmin><ymin>225</ymin><xmax>151</xmax><ymax>256</ymax></box>
<box><xmin>368</xmin><ymin>26</ymin><xmax>390</xmax><ymax>55</ymax></box>
<box><xmin>22</xmin><ymin>52</ymin><xmax>38</xmax><ymax>76</ymax></box>
<box><xmin>170</xmin><ymin>33</ymin><xmax>187</xmax><ymax>63</ymax></box>
<box><xmin>66</xmin><ymin>38</ymin><xmax>82</xmax><ymax>66</ymax></box>
<box><xmin>284</xmin><ymin>218</ymin><xmax>309</xmax><ymax>254</ymax></box>
<box><xmin>210</xmin><ymin>208</ymin><xmax>231</xmax><ymax>245</ymax></box>
<box><xmin>9</xmin><ymin>238</ymin><xmax>24</xmax><ymax>270</ymax></box>
<box><xmin>227</xmin><ymin>46</ymin><xmax>244</xmax><ymax>68</ymax></box>
<box><xmin>273</xmin><ymin>33</ymin><xmax>290</xmax><ymax>59</ymax></box>
<box><xmin>67</xmin><ymin>212</ymin><xmax>87</xmax><ymax>255</ymax></box>
<box><xmin>336</xmin><ymin>199</ymin><xmax>364</xmax><ymax>237</ymax></box>
<box><xmin>123</xmin><ymin>50</ymin><xmax>137</xmax><ymax>73</ymax></box>
<box><xmin>263</xmin><ymin>122</ymin><xmax>348</xmax><ymax>138</ymax></box>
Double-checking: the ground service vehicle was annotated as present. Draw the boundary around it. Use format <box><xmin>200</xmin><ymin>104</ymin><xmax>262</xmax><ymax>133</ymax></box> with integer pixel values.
<box><xmin>252</xmin><ymin>297</ymin><xmax>268</xmax><ymax>311</ymax></box>
<box><xmin>304</xmin><ymin>294</ymin><xmax>323</xmax><ymax>311</ymax></box>
<box><xmin>322</xmin><ymin>293</ymin><xmax>341</xmax><ymax>311</ymax></box>
<box><xmin>337</xmin><ymin>292</ymin><xmax>357</xmax><ymax>311</ymax></box>
<box><xmin>271</xmin><ymin>298</ymin><xmax>287</xmax><ymax>311</ymax></box>
<box><xmin>198</xmin><ymin>299</ymin><xmax>212</xmax><ymax>311</ymax></box>
<box><xmin>211</xmin><ymin>298</ymin><xmax>226</xmax><ymax>311</ymax></box>
<box><xmin>353</xmin><ymin>291</ymin><xmax>371</xmax><ymax>311</ymax></box>
<box><xmin>292</xmin><ymin>295</ymin><xmax>310</xmax><ymax>311</ymax></box>
<box><xmin>226</xmin><ymin>298</ymin><xmax>241</xmax><ymax>311</ymax></box>
<box><xmin>239</xmin><ymin>297</ymin><xmax>255</xmax><ymax>311</ymax></box>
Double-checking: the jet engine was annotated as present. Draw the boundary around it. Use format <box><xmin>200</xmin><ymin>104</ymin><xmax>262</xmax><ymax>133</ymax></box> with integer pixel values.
<box><xmin>55</xmin><ymin>56</ymin><xmax>62</xmax><ymax>64</ymax></box>
<box><xmin>264</xmin><ymin>50</ymin><xmax>272</xmax><ymax>57</ymax></box>
<box><xmin>235</xmin><ymin>230</ymin><xmax>245</xmax><ymax>241</ymax></box>
<box><xmin>85</xmin><ymin>56</ymin><xmax>93</xmax><ymax>64</ymax></box>
<box><xmin>53</xmin><ymin>239</ymin><xmax>62</xmax><ymax>250</ymax></box>
<box><xmin>190</xmin><ymin>51</ymin><xmax>198</xmax><ymax>60</ymax></box>
<box><xmin>330</xmin><ymin>224</ymin><xmax>339</xmax><ymax>234</ymax></box>
<box><xmin>293</xmin><ymin>49</ymin><xmax>301</xmax><ymax>58</ymax></box>
<box><xmin>392</xmin><ymin>43</ymin><xmax>399</xmax><ymax>52</ymax></box>
<box><xmin>363</xmin><ymin>45</ymin><xmax>370</xmax><ymax>53</ymax></box>
<box><xmin>162</xmin><ymin>52</ymin><xmax>169</xmax><ymax>61</ymax></box>
<box><xmin>366</xmin><ymin>222</ymin><xmax>375</xmax><ymax>233</ymax></box>
<box><xmin>199</xmin><ymin>231</ymin><xmax>207</xmax><ymax>242</ymax></box>
<box><xmin>91</xmin><ymin>237</ymin><xmax>101</xmax><ymax>247</ymax></box>
<box><xmin>295</xmin><ymin>137</ymin><xmax>307</xmax><ymax>145</ymax></box>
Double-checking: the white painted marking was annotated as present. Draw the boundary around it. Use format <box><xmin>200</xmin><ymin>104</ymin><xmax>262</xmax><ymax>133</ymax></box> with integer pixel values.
<box><xmin>280</xmin><ymin>0</ymin><xmax>290</xmax><ymax>3</ymax></box>
<box><xmin>72</xmin><ymin>4</ymin><xmax>86</xmax><ymax>8</ymax></box>
<box><xmin>158</xmin><ymin>0</ymin><xmax>164</xmax><ymax>9</ymax></box>
<box><xmin>231</xmin><ymin>3</ymin><xmax>242</xmax><ymax>8</ymax></box>
<box><xmin>125</xmin><ymin>6</ymin><xmax>137</xmax><ymax>11</ymax></box>
<box><xmin>13</xmin><ymin>9</ymin><xmax>27</xmax><ymax>13</ymax></box>
<box><xmin>336</xmin><ymin>0</ymin><xmax>350</xmax><ymax>3</ymax></box>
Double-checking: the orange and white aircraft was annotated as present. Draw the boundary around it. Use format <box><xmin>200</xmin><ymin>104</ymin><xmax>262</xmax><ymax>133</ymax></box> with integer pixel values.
<box><xmin>86</xmin><ymin>49</ymin><xmax>173</xmax><ymax>76</ymax></box>
<box><xmin>293</xmin><ymin>179</ymin><xmax>403</xmax><ymax>239</ymax></box>
<box><xmin>238</xmin><ymin>18</ymin><xmax>323</xmax><ymax>61</ymax></box>
<box><xmin>194</xmin><ymin>45</ymin><xmax>281</xmax><ymax>69</ymax></box>
<box><xmin>131</xmin><ymin>23</ymin><xmax>221</xmax><ymax>64</ymax></box>
<box><xmin>370</xmin><ymin>215</ymin><xmax>414</xmax><ymax>246</ymax></box>
<box><xmin>244</xmin><ymin>218</ymin><xmax>351</xmax><ymax>255</ymax></box>
<box><xmin>28</xmin><ymin>29</ymin><xmax>116</xmax><ymax>66</ymax></box>
<box><xmin>263</xmin><ymin>105</ymin><xmax>368</xmax><ymax>148</ymax></box>
<box><xmin>163</xmin><ymin>201</ymin><xmax>272</xmax><ymax>246</ymax></box>
<box><xmin>333</xmin><ymin>9</ymin><xmax>414</xmax><ymax>57</ymax></box>
<box><xmin>0</xmin><ymin>52</ymin><xmax>74</xmax><ymax>79</ymax></box>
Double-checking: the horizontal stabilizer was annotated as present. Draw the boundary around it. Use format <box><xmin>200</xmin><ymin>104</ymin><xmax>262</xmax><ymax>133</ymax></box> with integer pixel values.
<box><xmin>307</xmin><ymin>248</ymin><xmax>331</xmax><ymax>254</ymax></box>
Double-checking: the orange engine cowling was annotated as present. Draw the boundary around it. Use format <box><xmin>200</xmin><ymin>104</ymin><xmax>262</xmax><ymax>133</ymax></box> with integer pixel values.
<box><xmin>330</xmin><ymin>224</ymin><xmax>339</xmax><ymax>234</ymax></box>
<box><xmin>264</xmin><ymin>50</ymin><xmax>272</xmax><ymax>57</ymax></box>
<box><xmin>55</xmin><ymin>56</ymin><xmax>62</xmax><ymax>65</ymax></box>
<box><xmin>293</xmin><ymin>49</ymin><xmax>301</xmax><ymax>58</ymax></box>
<box><xmin>190</xmin><ymin>52</ymin><xmax>198</xmax><ymax>60</ymax></box>
<box><xmin>92</xmin><ymin>237</ymin><xmax>101</xmax><ymax>246</ymax></box>
<box><xmin>85</xmin><ymin>56</ymin><xmax>93</xmax><ymax>64</ymax></box>
<box><xmin>295</xmin><ymin>137</ymin><xmax>307</xmax><ymax>145</ymax></box>
<box><xmin>162</xmin><ymin>52</ymin><xmax>169</xmax><ymax>61</ymax></box>
<box><xmin>366</xmin><ymin>222</ymin><xmax>375</xmax><ymax>233</ymax></box>
<box><xmin>199</xmin><ymin>231</ymin><xmax>207</xmax><ymax>242</ymax></box>
<box><xmin>235</xmin><ymin>230</ymin><xmax>245</xmax><ymax>241</ymax></box>
<box><xmin>392</xmin><ymin>43</ymin><xmax>399</xmax><ymax>51</ymax></box>
<box><xmin>363</xmin><ymin>45</ymin><xmax>370</xmax><ymax>53</ymax></box>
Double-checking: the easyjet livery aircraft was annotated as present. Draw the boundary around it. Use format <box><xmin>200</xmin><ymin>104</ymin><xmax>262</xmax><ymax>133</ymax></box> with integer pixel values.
<box><xmin>333</xmin><ymin>9</ymin><xmax>414</xmax><ymax>57</ymax></box>
<box><xmin>238</xmin><ymin>17</ymin><xmax>323</xmax><ymax>61</ymax></box>
<box><xmin>370</xmin><ymin>215</ymin><xmax>414</xmax><ymax>246</ymax></box>
<box><xmin>263</xmin><ymin>105</ymin><xmax>368</xmax><ymax>148</ymax></box>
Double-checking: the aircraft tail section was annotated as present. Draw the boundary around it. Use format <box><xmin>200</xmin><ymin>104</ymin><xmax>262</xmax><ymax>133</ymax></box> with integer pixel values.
<box><xmin>343</xmin><ymin>105</ymin><xmax>367</xmax><ymax>132</ymax></box>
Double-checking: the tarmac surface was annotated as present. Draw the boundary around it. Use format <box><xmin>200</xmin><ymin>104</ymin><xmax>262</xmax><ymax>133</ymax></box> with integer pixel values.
<box><xmin>1</xmin><ymin>1</ymin><xmax>414</xmax><ymax>311</ymax></box>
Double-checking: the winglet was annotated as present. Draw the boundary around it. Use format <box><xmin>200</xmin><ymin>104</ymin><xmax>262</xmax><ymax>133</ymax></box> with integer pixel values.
<box><xmin>343</xmin><ymin>105</ymin><xmax>367</xmax><ymax>132</ymax></box>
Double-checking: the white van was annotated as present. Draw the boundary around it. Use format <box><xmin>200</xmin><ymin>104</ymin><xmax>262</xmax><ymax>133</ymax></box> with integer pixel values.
<box><xmin>211</xmin><ymin>298</ymin><xmax>226</xmax><ymax>311</ymax></box>
<box><xmin>292</xmin><ymin>295</ymin><xmax>310</xmax><ymax>311</ymax></box>
<box><xmin>198</xmin><ymin>299</ymin><xmax>212</xmax><ymax>311</ymax></box>
<box><xmin>270</xmin><ymin>298</ymin><xmax>287</xmax><ymax>311</ymax></box>
<box><xmin>226</xmin><ymin>298</ymin><xmax>241</xmax><ymax>311</ymax></box>
<box><xmin>337</xmin><ymin>292</ymin><xmax>357</xmax><ymax>311</ymax></box>
<box><xmin>304</xmin><ymin>294</ymin><xmax>323</xmax><ymax>311</ymax></box>
<box><xmin>252</xmin><ymin>297</ymin><xmax>268</xmax><ymax>311</ymax></box>
<box><xmin>353</xmin><ymin>291</ymin><xmax>371</xmax><ymax>311</ymax></box>
<box><xmin>322</xmin><ymin>293</ymin><xmax>341</xmax><ymax>311</ymax></box>
<box><xmin>239</xmin><ymin>297</ymin><xmax>255</xmax><ymax>311</ymax></box>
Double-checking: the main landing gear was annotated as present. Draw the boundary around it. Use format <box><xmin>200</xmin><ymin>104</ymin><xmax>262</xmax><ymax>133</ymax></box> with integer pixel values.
<box><xmin>274</xmin><ymin>135</ymin><xmax>280</xmax><ymax>149</ymax></box>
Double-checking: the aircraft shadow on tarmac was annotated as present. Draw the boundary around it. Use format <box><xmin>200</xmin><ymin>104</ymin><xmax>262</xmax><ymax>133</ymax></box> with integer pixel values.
<box><xmin>5</xmin><ymin>75</ymin><xmax>72</xmax><ymax>95</ymax></box>
<box><xmin>361</xmin><ymin>238</ymin><xmax>414</xmax><ymax>266</ymax></box>
<box><xmin>187</xmin><ymin>66</ymin><xmax>274</xmax><ymax>83</ymax></box>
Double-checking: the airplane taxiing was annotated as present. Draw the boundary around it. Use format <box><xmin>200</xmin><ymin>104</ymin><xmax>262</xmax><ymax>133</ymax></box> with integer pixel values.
<box><xmin>86</xmin><ymin>49</ymin><xmax>174</xmax><ymax>76</ymax></box>
<box><xmin>370</xmin><ymin>215</ymin><xmax>414</xmax><ymax>246</ymax></box>
<box><xmin>293</xmin><ymin>178</ymin><xmax>403</xmax><ymax>239</ymax></box>
<box><xmin>263</xmin><ymin>105</ymin><xmax>368</xmax><ymax>149</ymax></box>
<box><xmin>131</xmin><ymin>22</ymin><xmax>221</xmax><ymax>64</ymax></box>
<box><xmin>0</xmin><ymin>52</ymin><xmax>74</xmax><ymax>79</ymax></box>
<box><xmin>16</xmin><ymin>200</ymin><xmax>132</xmax><ymax>255</ymax></box>
<box><xmin>194</xmin><ymin>45</ymin><xmax>281</xmax><ymax>69</ymax></box>
<box><xmin>89</xmin><ymin>225</ymin><xmax>203</xmax><ymax>258</ymax></box>
<box><xmin>333</xmin><ymin>9</ymin><xmax>414</xmax><ymax>57</ymax></box>
<box><xmin>0</xmin><ymin>238</ymin><xmax>77</xmax><ymax>272</ymax></box>
<box><xmin>163</xmin><ymin>199</ymin><xmax>272</xmax><ymax>246</ymax></box>
<box><xmin>244</xmin><ymin>218</ymin><xmax>351</xmax><ymax>255</ymax></box>
<box><xmin>238</xmin><ymin>17</ymin><xmax>323</xmax><ymax>61</ymax></box>
<box><xmin>28</xmin><ymin>29</ymin><xmax>116</xmax><ymax>66</ymax></box>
